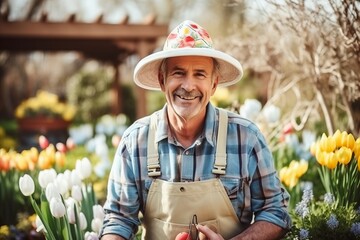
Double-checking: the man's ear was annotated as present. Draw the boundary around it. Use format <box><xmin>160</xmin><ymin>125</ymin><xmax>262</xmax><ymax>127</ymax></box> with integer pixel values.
<box><xmin>211</xmin><ymin>76</ymin><xmax>219</xmax><ymax>95</ymax></box>
<box><xmin>212</xmin><ymin>76</ymin><xmax>219</xmax><ymax>89</ymax></box>
<box><xmin>158</xmin><ymin>72</ymin><xmax>165</xmax><ymax>91</ymax></box>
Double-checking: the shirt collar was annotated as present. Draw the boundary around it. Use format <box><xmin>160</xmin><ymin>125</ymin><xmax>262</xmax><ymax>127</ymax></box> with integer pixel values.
<box><xmin>155</xmin><ymin>103</ymin><xmax>217</xmax><ymax>147</ymax></box>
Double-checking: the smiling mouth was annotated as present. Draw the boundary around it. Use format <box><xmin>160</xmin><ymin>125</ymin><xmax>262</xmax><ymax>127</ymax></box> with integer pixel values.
<box><xmin>177</xmin><ymin>95</ymin><xmax>198</xmax><ymax>100</ymax></box>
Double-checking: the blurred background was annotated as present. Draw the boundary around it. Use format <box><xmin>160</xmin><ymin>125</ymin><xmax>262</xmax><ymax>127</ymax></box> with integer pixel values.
<box><xmin>1</xmin><ymin>0</ymin><xmax>359</xmax><ymax>139</ymax></box>
<box><xmin>0</xmin><ymin>1</ymin><xmax>360</xmax><ymax>238</ymax></box>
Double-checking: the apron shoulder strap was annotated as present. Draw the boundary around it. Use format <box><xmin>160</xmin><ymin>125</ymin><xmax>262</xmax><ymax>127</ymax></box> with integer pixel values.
<box><xmin>147</xmin><ymin>112</ymin><xmax>161</xmax><ymax>177</ymax></box>
<box><xmin>147</xmin><ymin>109</ymin><xmax>228</xmax><ymax>176</ymax></box>
<box><xmin>212</xmin><ymin>108</ymin><xmax>228</xmax><ymax>175</ymax></box>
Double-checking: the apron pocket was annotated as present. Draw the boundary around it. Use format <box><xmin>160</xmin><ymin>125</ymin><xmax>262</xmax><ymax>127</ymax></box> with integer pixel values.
<box><xmin>143</xmin><ymin>218</ymin><xmax>219</xmax><ymax>240</ymax></box>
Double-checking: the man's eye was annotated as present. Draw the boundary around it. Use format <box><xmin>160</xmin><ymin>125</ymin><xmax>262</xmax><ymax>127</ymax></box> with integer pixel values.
<box><xmin>196</xmin><ymin>73</ymin><xmax>206</xmax><ymax>78</ymax></box>
<box><xmin>173</xmin><ymin>71</ymin><xmax>184</xmax><ymax>76</ymax></box>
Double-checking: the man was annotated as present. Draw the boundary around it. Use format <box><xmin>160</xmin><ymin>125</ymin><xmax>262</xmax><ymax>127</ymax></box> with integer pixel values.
<box><xmin>100</xmin><ymin>20</ymin><xmax>291</xmax><ymax>240</ymax></box>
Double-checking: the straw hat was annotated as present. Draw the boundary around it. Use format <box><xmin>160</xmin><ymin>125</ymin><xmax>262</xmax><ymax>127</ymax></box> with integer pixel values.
<box><xmin>134</xmin><ymin>20</ymin><xmax>243</xmax><ymax>91</ymax></box>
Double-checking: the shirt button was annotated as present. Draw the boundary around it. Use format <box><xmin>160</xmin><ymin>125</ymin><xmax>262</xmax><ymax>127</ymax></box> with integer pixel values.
<box><xmin>185</xmin><ymin>151</ymin><xmax>189</xmax><ymax>155</ymax></box>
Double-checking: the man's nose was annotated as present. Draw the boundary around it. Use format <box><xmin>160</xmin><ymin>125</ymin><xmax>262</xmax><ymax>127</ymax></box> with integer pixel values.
<box><xmin>181</xmin><ymin>74</ymin><xmax>196</xmax><ymax>91</ymax></box>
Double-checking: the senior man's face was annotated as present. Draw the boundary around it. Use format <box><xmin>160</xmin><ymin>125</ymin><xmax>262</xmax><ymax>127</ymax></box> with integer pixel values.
<box><xmin>159</xmin><ymin>56</ymin><xmax>218</xmax><ymax>121</ymax></box>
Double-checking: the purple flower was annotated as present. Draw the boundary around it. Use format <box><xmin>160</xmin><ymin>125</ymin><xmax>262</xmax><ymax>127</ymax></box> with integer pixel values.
<box><xmin>326</xmin><ymin>214</ymin><xmax>339</xmax><ymax>230</ymax></box>
<box><xmin>302</xmin><ymin>189</ymin><xmax>313</xmax><ymax>204</ymax></box>
<box><xmin>299</xmin><ymin>228</ymin><xmax>309</xmax><ymax>240</ymax></box>
<box><xmin>323</xmin><ymin>193</ymin><xmax>335</xmax><ymax>204</ymax></box>
<box><xmin>295</xmin><ymin>201</ymin><xmax>309</xmax><ymax>218</ymax></box>
<box><xmin>351</xmin><ymin>222</ymin><xmax>360</xmax><ymax>237</ymax></box>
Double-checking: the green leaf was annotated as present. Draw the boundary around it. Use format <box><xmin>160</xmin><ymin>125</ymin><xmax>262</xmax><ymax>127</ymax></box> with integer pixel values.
<box><xmin>30</xmin><ymin>195</ymin><xmax>57</xmax><ymax>240</ymax></box>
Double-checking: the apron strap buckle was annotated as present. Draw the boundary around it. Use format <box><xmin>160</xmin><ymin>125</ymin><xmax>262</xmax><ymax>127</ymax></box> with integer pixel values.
<box><xmin>212</xmin><ymin>164</ymin><xmax>226</xmax><ymax>175</ymax></box>
<box><xmin>213</xmin><ymin>153</ymin><xmax>226</xmax><ymax>175</ymax></box>
<box><xmin>148</xmin><ymin>162</ymin><xmax>161</xmax><ymax>177</ymax></box>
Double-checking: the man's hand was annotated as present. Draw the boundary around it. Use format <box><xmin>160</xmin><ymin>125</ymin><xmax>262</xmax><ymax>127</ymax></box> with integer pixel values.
<box><xmin>175</xmin><ymin>232</ymin><xmax>190</xmax><ymax>240</ymax></box>
<box><xmin>197</xmin><ymin>224</ymin><xmax>224</xmax><ymax>240</ymax></box>
<box><xmin>196</xmin><ymin>221</ymin><xmax>287</xmax><ymax>240</ymax></box>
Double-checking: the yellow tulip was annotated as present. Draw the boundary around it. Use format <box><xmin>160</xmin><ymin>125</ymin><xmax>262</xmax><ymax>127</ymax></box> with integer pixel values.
<box><xmin>279</xmin><ymin>167</ymin><xmax>288</xmax><ymax>183</ymax></box>
<box><xmin>38</xmin><ymin>151</ymin><xmax>52</xmax><ymax>169</ymax></box>
<box><xmin>335</xmin><ymin>146</ymin><xmax>353</xmax><ymax>165</ymax></box>
<box><xmin>45</xmin><ymin>144</ymin><xmax>56</xmax><ymax>165</ymax></box>
<box><xmin>29</xmin><ymin>147</ymin><xmax>39</xmax><ymax>163</ymax></box>
<box><xmin>20</xmin><ymin>150</ymin><xmax>35</xmax><ymax>171</ymax></box>
<box><xmin>289</xmin><ymin>160</ymin><xmax>299</xmax><ymax>170</ymax></box>
<box><xmin>316</xmin><ymin>149</ymin><xmax>326</xmax><ymax>166</ymax></box>
<box><xmin>325</xmin><ymin>152</ymin><xmax>338</xmax><ymax>169</ymax></box>
<box><xmin>296</xmin><ymin>159</ymin><xmax>308</xmax><ymax>177</ymax></box>
<box><xmin>340</xmin><ymin>131</ymin><xmax>355</xmax><ymax>149</ymax></box>
<box><xmin>319</xmin><ymin>133</ymin><xmax>336</xmax><ymax>152</ymax></box>
<box><xmin>15</xmin><ymin>154</ymin><xmax>29</xmax><ymax>171</ymax></box>
<box><xmin>333</xmin><ymin>130</ymin><xmax>342</xmax><ymax>147</ymax></box>
<box><xmin>55</xmin><ymin>151</ymin><xmax>66</xmax><ymax>168</ymax></box>
<box><xmin>310</xmin><ymin>141</ymin><xmax>318</xmax><ymax>156</ymax></box>
<box><xmin>353</xmin><ymin>138</ymin><xmax>360</xmax><ymax>159</ymax></box>
<box><xmin>286</xmin><ymin>174</ymin><xmax>299</xmax><ymax>189</ymax></box>
<box><xmin>357</xmin><ymin>156</ymin><xmax>360</xmax><ymax>171</ymax></box>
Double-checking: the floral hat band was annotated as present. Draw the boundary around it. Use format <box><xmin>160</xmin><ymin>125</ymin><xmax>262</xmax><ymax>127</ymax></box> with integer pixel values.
<box><xmin>134</xmin><ymin>20</ymin><xmax>243</xmax><ymax>91</ymax></box>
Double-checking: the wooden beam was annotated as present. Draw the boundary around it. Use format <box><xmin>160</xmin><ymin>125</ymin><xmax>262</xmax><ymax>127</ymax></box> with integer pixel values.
<box><xmin>0</xmin><ymin>21</ymin><xmax>168</xmax><ymax>40</ymax></box>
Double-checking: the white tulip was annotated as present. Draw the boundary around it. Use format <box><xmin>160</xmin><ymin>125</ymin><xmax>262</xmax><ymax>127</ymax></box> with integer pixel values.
<box><xmin>50</xmin><ymin>197</ymin><xmax>66</xmax><ymax>218</ymax></box>
<box><xmin>38</xmin><ymin>168</ymin><xmax>57</xmax><ymax>189</ymax></box>
<box><xmin>45</xmin><ymin>182</ymin><xmax>61</xmax><ymax>201</ymax></box>
<box><xmin>84</xmin><ymin>231</ymin><xmax>99</xmax><ymax>240</ymax></box>
<box><xmin>35</xmin><ymin>215</ymin><xmax>46</xmax><ymax>233</ymax></box>
<box><xmin>75</xmin><ymin>157</ymin><xmax>92</xmax><ymax>180</ymax></box>
<box><xmin>79</xmin><ymin>212</ymin><xmax>87</xmax><ymax>230</ymax></box>
<box><xmin>240</xmin><ymin>99</ymin><xmax>262</xmax><ymax>121</ymax></box>
<box><xmin>67</xmin><ymin>203</ymin><xmax>76</xmax><ymax>224</ymax></box>
<box><xmin>69</xmin><ymin>170</ymin><xmax>82</xmax><ymax>189</ymax></box>
<box><xmin>19</xmin><ymin>174</ymin><xmax>35</xmax><ymax>196</ymax></box>
<box><xmin>55</xmin><ymin>173</ymin><xmax>69</xmax><ymax>195</ymax></box>
<box><xmin>92</xmin><ymin>204</ymin><xmax>105</xmax><ymax>220</ymax></box>
<box><xmin>71</xmin><ymin>185</ymin><xmax>83</xmax><ymax>202</ymax></box>
<box><xmin>263</xmin><ymin>104</ymin><xmax>281</xmax><ymax>123</ymax></box>
<box><xmin>91</xmin><ymin>218</ymin><xmax>103</xmax><ymax>233</ymax></box>
<box><xmin>70</xmin><ymin>170</ymin><xmax>82</xmax><ymax>187</ymax></box>
<box><xmin>65</xmin><ymin>196</ymin><xmax>77</xmax><ymax>208</ymax></box>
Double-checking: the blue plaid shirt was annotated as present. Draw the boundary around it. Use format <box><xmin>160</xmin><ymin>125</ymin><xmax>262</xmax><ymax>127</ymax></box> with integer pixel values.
<box><xmin>100</xmin><ymin>103</ymin><xmax>291</xmax><ymax>239</ymax></box>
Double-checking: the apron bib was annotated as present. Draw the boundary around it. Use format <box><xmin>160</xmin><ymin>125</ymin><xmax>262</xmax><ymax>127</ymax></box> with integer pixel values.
<box><xmin>142</xmin><ymin>109</ymin><xmax>243</xmax><ymax>239</ymax></box>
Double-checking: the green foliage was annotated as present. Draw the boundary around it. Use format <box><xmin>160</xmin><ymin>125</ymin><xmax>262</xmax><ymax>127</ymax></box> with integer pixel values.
<box><xmin>67</xmin><ymin>68</ymin><xmax>113</xmax><ymax>124</ymax></box>
<box><xmin>147</xmin><ymin>91</ymin><xmax>166</xmax><ymax>113</ymax></box>
<box><xmin>121</xmin><ymin>84</ymin><xmax>137</xmax><ymax>124</ymax></box>
<box><xmin>0</xmin><ymin>169</ymin><xmax>38</xmax><ymax>226</ymax></box>
<box><xmin>285</xmin><ymin>195</ymin><xmax>360</xmax><ymax>240</ymax></box>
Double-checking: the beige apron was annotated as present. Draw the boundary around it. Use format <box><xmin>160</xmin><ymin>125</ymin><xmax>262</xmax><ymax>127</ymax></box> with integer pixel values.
<box><xmin>142</xmin><ymin>109</ymin><xmax>243</xmax><ymax>239</ymax></box>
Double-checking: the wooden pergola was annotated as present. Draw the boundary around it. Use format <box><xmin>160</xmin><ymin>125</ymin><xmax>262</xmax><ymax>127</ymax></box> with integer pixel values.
<box><xmin>0</xmin><ymin>17</ymin><xmax>168</xmax><ymax>118</ymax></box>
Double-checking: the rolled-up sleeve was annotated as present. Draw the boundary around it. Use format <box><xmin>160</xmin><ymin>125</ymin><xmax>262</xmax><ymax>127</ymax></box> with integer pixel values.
<box><xmin>99</xmin><ymin>142</ymin><xmax>140</xmax><ymax>239</ymax></box>
<box><xmin>250</xmin><ymin>131</ymin><xmax>292</xmax><ymax>230</ymax></box>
